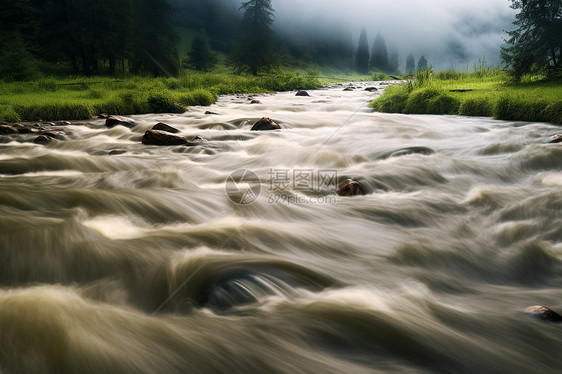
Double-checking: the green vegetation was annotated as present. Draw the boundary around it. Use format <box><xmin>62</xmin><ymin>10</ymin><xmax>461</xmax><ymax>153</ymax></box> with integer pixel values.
<box><xmin>0</xmin><ymin>71</ymin><xmax>321</xmax><ymax>122</ymax></box>
<box><xmin>370</xmin><ymin>67</ymin><xmax>562</xmax><ymax>124</ymax></box>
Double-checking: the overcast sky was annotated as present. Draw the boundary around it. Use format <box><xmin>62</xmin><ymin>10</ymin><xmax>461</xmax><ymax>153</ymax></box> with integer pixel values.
<box><xmin>272</xmin><ymin>0</ymin><xmax>517</xmax><ymax>70</ymax></box>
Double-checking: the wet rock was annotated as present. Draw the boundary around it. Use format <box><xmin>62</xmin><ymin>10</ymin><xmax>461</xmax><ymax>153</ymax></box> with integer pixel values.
<box><xmin>524</xmin><ymin>305</ymin><xmax>562</xmax><ymax>323</ymax></box>
<box><xmin>98</xmin><ymin>113</ymin><xmax>110</xmax><ymax>119</ymax></box>
<box><xmin>548</xmin><ymin>134</ymin><xmax>562</xmax><ymax>144</ymax></box>
<box><xmin>343</xmin><ymin>87</ymin><xmax>354</xmax><ymax>91</ymax></box>
<box><xmin>205</xmin><ymin>111</ymin><xmax>219</xmax><ymax>115</ymax></box>
<box><xmin>296</xmin><ymin>90</ymin><xmax>310</xmax><ymax>97</ymax></box>
<box><xmin>105</xmin><ymin>115</ymin><xmax>136</xmax><ymax>128</ymax></box>
<box><xmin>337</xmin><ymin>179</ymin><xmax>365</xmax><ymax>196</ymax></box>
<box><xmin>41</xmin><ymin>131</ymin><xmax>66</xmax><ymax>140</ymax></box>
<box><xmin>13</xmin><ymin>124</ymin><xmax>35</xmax><ymax>134</ymax></box>
<box><xmin>34</xmin><ymin>135</ymin><xmax>53</xmax><ymax>144</ymax></box>
<box><xmin>142</xmin><ymin>130</ymin><xmax>205</xmax><ymax>146</ymax></box>
<box><xmin>365</xmin><ymin>87</ymin><xmax>378</xmax><ymax>92</ymax></box>
<box><xmin>250</xmin><ymin>99</ymin><xmax>262</xmax><ymax>104</ymax></box>
<box><xmin>0</xmin><ymin>125</ymin><xmax>18</xmax><ymax>135</ymax></box>
<box><xmin>108</xmin><ymin>150</ymin><xmax>127</xmax><ymax>156</ymax></box>
<box><xmin>152</xmin><ymin>122</ymin><xmax>180</xmax><ymax>133</ymax></box>
<box><xmin>250</xmin><ymin>117</ymin><xmax>280</xmax><ymax>131</ymax></box>
<box><xmin>385</xmin><ymin>146</ymin><xmax>436</xmax><ymax>159</ymax></box>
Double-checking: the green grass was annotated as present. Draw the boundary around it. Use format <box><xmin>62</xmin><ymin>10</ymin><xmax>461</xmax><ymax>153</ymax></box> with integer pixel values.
<box><xmin>370</xmin><ymin>68</ymin><xmax>562</xmax><ymax>124</ymax></box>
<box><xmin>0</xmin><ymin>70</ymin><xmax>322</xmax><ymax>122</ymax></box>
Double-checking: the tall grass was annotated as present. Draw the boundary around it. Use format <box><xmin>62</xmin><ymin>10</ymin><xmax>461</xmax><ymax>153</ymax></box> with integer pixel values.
<box><xmin>0</xmin><ymin>70</ymin><xmax>321</xmax><ymax>122</ymax></box>
<box><xmin>370</xmin><ymin>66</ymin><xmax>562</xmax><ymax>124</ymax></box>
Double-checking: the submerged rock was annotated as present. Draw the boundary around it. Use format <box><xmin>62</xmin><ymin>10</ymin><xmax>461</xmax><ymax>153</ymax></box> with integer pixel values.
<box><xmin>41</xmin><ymin>130</ymin><xmax>66</xmax><ymax>140</ymax></box>
<box><xmin>251</xmin><ymin>117</ymin><xmax>280</xmax><ymax>131</ymax></box>
<box><xmin>548</xmin><ymin>134</ymin><xmax>562</xmax><ymax>144</ymax></box>
<box><xmin>34</xmin><ymin>135</ymin><xmax>53</xmax><ymax>144</ymax></box>
<box><xmin>142</xmin><ymin>130</ymin><xmax>206</xmax><ymax>146</ymax></box>
<box><xmin>337</xmin><ymin>179</ymin><xmax>365</xmax><ymax>196</ymax></box>
<box><xmin>205</xmin><ymin>111</ymin><xmax>219</xmax><ymax>115</ymax></box>
<box><xmin>365</xmin><ymin>87</ymin><xmax>378</xmax><ymax>92</ymax></box>
<box><xmin>105</xmin><ymin>115</ymin><xmax>136</xmax><ymax>128</ymax></box>
<box><xmin>0</xmin><ymin>125</ymin><xmax>18</xmax><ymax>135</ymax></box>
<box><xmin>343</xmin><ymin>87</ymin><xmax>354</xmax><ymax>91</ymax></box>
<box><xmin>250</xmin><ymin>99</ymin><xmax>262</xmax><ymax>104</ymax></box>
<box><xmin>296</xmin><ymin>90</ymin><xmax>310</xmax><ymax>97</ymax></box>
<box><xmin>524</xmin><ymin>305</ymin><xmax>562</xmax><ymax>322</ymax></box>
<box><xmin>152</xmin><ymin>122</ymin><xmax>180</xmax><ymax>133</ymax></box>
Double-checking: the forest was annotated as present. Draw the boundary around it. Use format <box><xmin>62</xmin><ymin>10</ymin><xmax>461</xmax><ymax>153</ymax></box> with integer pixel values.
<box><xmin>0</xmin><ymin>0</ymin><xmax>414</xmax><ymax>80</ymax></box>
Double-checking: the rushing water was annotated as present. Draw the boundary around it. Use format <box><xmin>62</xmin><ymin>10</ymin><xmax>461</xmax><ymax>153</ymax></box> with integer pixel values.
<box><xmin>0</xmin><ymin>82</ymin><xmax>561</xmax><ymax>374</ymax></box>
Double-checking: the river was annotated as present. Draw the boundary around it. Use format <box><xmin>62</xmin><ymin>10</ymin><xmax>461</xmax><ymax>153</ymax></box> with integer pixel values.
<box><xmin>0</xmin><ymin>82</ymin><xmax>561</xmax><ymax>373</ymax></box>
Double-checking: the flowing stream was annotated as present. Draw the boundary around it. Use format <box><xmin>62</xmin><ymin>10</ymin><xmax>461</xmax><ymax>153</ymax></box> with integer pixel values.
<box><xmin>0</xmin><ymin>82</ymin><xmax>561</xmax><ymax>373</ymax></box>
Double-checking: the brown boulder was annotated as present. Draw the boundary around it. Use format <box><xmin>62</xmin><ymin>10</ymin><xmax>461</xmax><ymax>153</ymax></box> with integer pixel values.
<box><xmin>152</xmin><ymin>122</ymin><xmax>180</xmax><ymax>133</ymax></box>
<box><xmin>524</xmin><ymin>305</ymin><xmax>562</xmax><ymax>322</ymax></box>
<box><xmin>105</xmin><ymin>115</ymin><xmax>136</xmax><ymax>128</ymax></box>
<box><xmin>250</xmin><ymin>99</ymin><xmax>262</xmax><ymax>104</ymax></box>
<box><xmin>34</xmin><ymin>135</ymin><xmax>52</xmax><ymax>144</ymax></box>
<box><xmin>549</xmin><ymin>134</ymin><xmax>562</xmax><ymax>144</ymax></box>
<box><xmin>142</xmin><ymin>130</ymin><xmax>206</xmax><ymax>146</ymax></box>
<box><xmin>337</xmin><ymin>179</ymin><xmax>365</xmax><ymax>196</ymax></box>
<box><xmin>250</xmin><ymin>117</ymin><xmax>280</xmax><ymax>131</ymax></box>
<box><xmin>0</xmin><ymin>125</ymin><xmax>18</xmax><ymax>135</ymax></box>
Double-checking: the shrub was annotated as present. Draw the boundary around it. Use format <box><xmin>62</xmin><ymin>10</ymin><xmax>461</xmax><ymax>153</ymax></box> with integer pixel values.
<box><xmin>458</xmin><ymin>97</ymin><xmax>494</xmax><ymax>117</ymax></box>
<box><xmin>494</xmin><ymin>95</ymin><xmax>549</xmax><ymax>122</ymax></box>
<box><xmin>427</xmin><ymin>94</ymin><xmax>461</xmax><ymax>115</ymax></box>
<box><xmin>404</xmin><ymin>88</ymin><xmax>441</xmax><ymax>114</ymax></box>
<box><xmin>147</xmin><ymin>91</ymin><xmax>185</xmax><ymax>113</ymax></box>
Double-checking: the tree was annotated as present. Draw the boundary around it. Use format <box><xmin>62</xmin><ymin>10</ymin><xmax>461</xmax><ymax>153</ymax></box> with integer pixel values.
<box><xmin>232</xmin><ymin>0</ymin><xmax>276</xmax><ymax>75</ymax></box>
<box><xmin>387</xmin><ymin>49</ymin><xmax>400</xmax><ymax>74</ymax></box>
<box><xmin>417</xmin><ymin>55</ymin><xmax>428</xmax><ymax>71</ymax></box>
<box><xmin>187</xmin><ymin>30</ymin><xmax>217</xmax><ymax>71</ymax></box>
<box><xmin>370</xmin><ymin>33</ymin><xmax>388</xmax><ymax>72</ymax></box>
<box><xmin>355</xmin><ymin>28</ymin><xmax>370</xmax><ymax>74</ymax></box>
<box><xmin>131</xmin><ymin>0</ymin><xmax>180</xmax><ymax>76</ymax></box>
<box><xmin>405</xmin><ymin>53</ymin><xmax>416</xmax><ymax>74</ymax></box>
<box><xmin>501</xmin><ymin>0</ymin><xmax>562</xmax><ymax>80</ymax></box>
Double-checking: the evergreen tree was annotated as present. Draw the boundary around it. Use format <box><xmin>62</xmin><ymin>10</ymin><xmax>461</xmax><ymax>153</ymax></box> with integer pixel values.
<box><xmin>187</xmin><ymin>30</ymin><xmax>217</xmax><ymax>71</ymax></box>
<box><xmin>501</xmin><ymin>0</ymin><xmax>562</xmax><ymax>80</ymax></box>
<box><xmin>370</xmin><ymin>33</ymin><xmax>388</xmax><ymax>72</ymax></box>
<box><xmin>355</xmin><ymin>28</ymin><xmax>370</xmax><ymax>74</ymax></box>
<box><xmin>405</xmin><ymin>53</ymin><xmax>416</xmax><ymax>74</ymax></box>
<box><xmin>131</xmin><ymin>0</ymin><xmax>180</xmax><ymax>76</ymax></box>
<box><xmin>232</xmin><ymin>0</ymin><xmax>276</xmax><ymax>75</ymax></box>
<box><xmin>417</xmin><ymin>55</ymin><xmax>428</xmax><ymax>71</ymax></box>
<box><xmin>387</xmin><ymin>49</ymin><xmax>400</xmax><ymax>74</ymax></box>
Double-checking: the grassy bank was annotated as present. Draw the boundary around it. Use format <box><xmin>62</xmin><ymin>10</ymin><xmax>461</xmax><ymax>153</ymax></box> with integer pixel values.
<box><xmin>0</xmin><ymin>70</ymin><xmax>322</xmax><ymax>122</ymax></box>
<box><xmin>370</xmin><ymin>69</ymin><xmax>562</xmax><ymax>124</ymax></box>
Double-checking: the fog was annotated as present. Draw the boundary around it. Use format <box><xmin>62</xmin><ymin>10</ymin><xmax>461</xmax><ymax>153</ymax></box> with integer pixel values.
<box><xmin>272</xmin><ymin>0</ymin><xmax>516</xmax><ymax>70</ymax></box>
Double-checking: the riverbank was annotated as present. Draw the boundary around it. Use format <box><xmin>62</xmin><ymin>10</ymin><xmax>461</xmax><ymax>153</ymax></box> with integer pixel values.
<box><xmin>0</xmin><ymin>71</ymin><xmax>322</xmax><ymax>122</ymax></box>
<box><xmin>370</xmin><ymin>69</ymin><xmax>562</xmax><ymax>124</ymax></box>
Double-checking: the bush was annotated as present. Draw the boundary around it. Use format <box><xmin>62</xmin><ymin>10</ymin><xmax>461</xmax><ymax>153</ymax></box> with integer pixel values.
<box><xmin>458</xmin><ymin>97</ymin><xmax>494</xmax><ymax>117</ymax></box>
<box><xmin>427</xmin><ymin>94</ymin><xmax>461</xmax><ymax>115</ymax></box>
<box><xmin>494</xmin><ymin>95</ymin><xmax>549</xmax><ymax>122</ymax></box>
<box><xmin>147</xmin><ymin>91</ymin><xmax>185</xmax><ymax>113</ymax></box>
<box><xmin>543</xmin><ymin>101</ymin><xmax>562</xmax><ymax>124</ymax></box>
<box><xmin>404</xmin><ymin>88</ymin><xmax>441</xmax><ymax>114</ymax></box>
<box><xmin>369</xmin><ymin>85</ymin><xmax>409</xmax><ymax>113</ymax></box>
<box><xmin>0</xmin><ymin>105</ymin><xmax>21</xmax><ymax>123</ymax></box>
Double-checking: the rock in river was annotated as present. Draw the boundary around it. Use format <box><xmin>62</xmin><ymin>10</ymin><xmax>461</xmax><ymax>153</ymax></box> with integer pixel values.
<box><xmin>337</xmin><ymin>179</ymin><xmax>365</xmax><ymax>196</ymax></box>
<box><xmin>296</xmin><ymin>90</ymin><xmax>310</xmax><ymax>97</ymax></box>
<box><xmin>152</xmin><ymin>122</ymin><xmax>180</xmax><ymax>133</ymax></box>
<box><xmin>105</xmin><ymin>115</ymin><xmax>136</xmax><ymax>128</ymax></box>
<box><xmin>251</xmin><ymin>117</ymin><xmax>280</xmax><ymax>131</ymax></box>
<box><xmin>524</xmin><ymin>305</ymin><xmax>562</xmax><ymax>323</ymax></box>
<box><xmin>142</xmin><ymin>130</ymin><xmax>205</xmax><ymax>146</ymax></box>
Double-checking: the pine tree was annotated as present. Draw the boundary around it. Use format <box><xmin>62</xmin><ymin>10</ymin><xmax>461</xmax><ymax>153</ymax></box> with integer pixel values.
<box><xmin>232</xmin><ymin>0</ymin><xmax>276</xmax><ymax>75</ymax></box>
<box><xmin>417</xmin><ymin>55</ymin><xmax>428</xmax><ymax>71</ymax></box>
<box><xmin>355</xmin><ymin>28</ymin><xmax>370</xmax><ymax>74</ymax></box>
<box><xmin>187</xmin><ymin>30</ymin><xmax>217</xmax><ymax>71</ymax></box>
<box><xmin>370</xmin><ymin>33</ymin><xmax>388</xmax><ymax>72</ymax></box>
<box><xmin>387</xmin><ymin>49</ymin><xmax>400</xmax><ymax>74</ymax></box>
<box><xmin>131</xmin><ymin>0</ymin><xmax>180</xmax><ymax>76</ymax></box>
<box><xmin>405</xmin><ymin>53</ymin><xmax>416</xmax><ymax>74</ymax></box>
<box><xmin>501</xmin><ymin>0</ymin><xmax>561</xmax><ymax>80</ymax></box>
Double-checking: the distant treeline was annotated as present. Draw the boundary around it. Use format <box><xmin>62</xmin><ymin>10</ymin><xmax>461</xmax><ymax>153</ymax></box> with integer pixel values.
<box><xmin>0</xmin><ymin>0</ymin><xmax>413</xmax><ymax>80</ymax></box>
